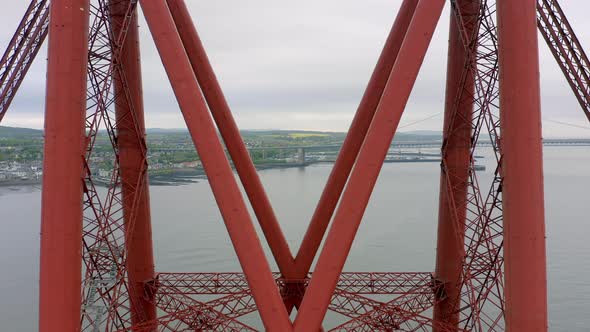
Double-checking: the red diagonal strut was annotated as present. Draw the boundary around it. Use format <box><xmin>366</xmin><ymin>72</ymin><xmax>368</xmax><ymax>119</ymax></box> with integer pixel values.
<box><xmin>165</xmin><ymin>0</ymin><xmax>296</xmax><ymax>276</ymax></box>
<box><xmin>0</xmin><ymin>0</ymin><xmax>49</xmax><ymax>122</ymax></box>
<box><xmin>293</xmin><ymin>0</ymin><xmax>420</xmax><ymax>278</ymax></box>
<box><xmin>294</xmin><ymin>0</ymin><xmax>446</xmax><ymax>329</ymax></box>
<box><xmin>138</xmin><ymin>1</ymin><xmax>292</xmax><ymax>330</ymax></box>
<box><xmin>537</xmin><ymin>0</ymin><xmax>590</xmax><ymax>122</ymax></box>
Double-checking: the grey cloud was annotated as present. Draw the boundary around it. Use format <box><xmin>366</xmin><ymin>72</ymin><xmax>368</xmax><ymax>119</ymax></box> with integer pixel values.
<box><xmin>2</xmin><ymin>1</ymin><xmax>590</xmax><ymax>137</ymax></box>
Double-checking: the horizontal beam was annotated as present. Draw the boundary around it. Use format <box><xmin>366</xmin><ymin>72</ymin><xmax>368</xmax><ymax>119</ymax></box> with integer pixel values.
<box><xmin>136</xmin><ymin>272</ymin><xmax>441</xmax><ymax>331</ymax></box>
<box><xmin>152</xmin><ymin>272</ymin><xmax>434</xmax><ymax>295</ymax></box>
<box><xmin>121</xmin><ymin>292</ymin><xmax>257</xmax><ymax>331</ymax></box>
<box><xmin>330</xmin><ymin>284</ymin><xmax>440</xmax><ymax>331</ymax></box>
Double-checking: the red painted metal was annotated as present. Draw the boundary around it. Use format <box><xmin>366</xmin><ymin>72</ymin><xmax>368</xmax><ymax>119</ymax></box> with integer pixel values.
<box><xmin>39</xmin><ymin>0</ymin><xmax>90</xmax><ymax>331</ymax></box>
<box><xmin>127</xmin><ymin>290</ymin><xmax>257</xmax><ymax>332</ymax></box>
<box><xmin>330</xmin><ymin>288</ymin><xmax>442</xmax><ymax>331</ymax></box>
<box><xmin>0</xmin><ymin>0</ymin><xmax>49</xmax><ymax>122</ymax></box>
<box><xmin>149</xmin><ymin>272</ymin><xmax>435</xmax><ymax>295</ymax></box>
<box><xmin>434</xmin><ymin>0</ymin><xmax>478</xmax><ymax>328</ymax></box>
<box><xmin>295</xmin><ymin>0</ymin><xmax>446</xmax><ymax>329</ymax></box>
<box><xmin>294</xmin><ymin>0</ymin><xmax>419</xmax><ymax>278</ymax></box>
<box><xmin>78</xmin><ymin>2</ymin><xmax>154</xmax><ymax>330</ymax></box>
<box><xmin>498</xmin><ymin>0</ymin><xmax>548</xmax><ymax>330</ymax></box>
<box><xmin>165</xmin><ymin>0</ymin><xmax>296</xmax><ymax>276</ymax></box>
<box><xmin>437</xmin><ymin>2</ymin><xmax>506</xmax><ymax>330</ymax></box>
<box><xmin>3</xmin><ymin>0</ymin><xmax>582</xmax><ymax>330</ymax></box>
<box><xmin>131</xmin><ymin>272</ymin><xmax>443</xmax><ymax>331</ymax></box>
<box><xmin>111</xmin><ymin>0</ymin><xmax>156</xmax><ymax>326</ymax></box>
<box><xmin>537</xmin><ymin>0</ymin><xmax>590</xmax><ymax>122</ymax></box>
<box><xmin>138</xmin><ymin>1</ymin><xmax>291</xmax><ymax>330</ymax></box>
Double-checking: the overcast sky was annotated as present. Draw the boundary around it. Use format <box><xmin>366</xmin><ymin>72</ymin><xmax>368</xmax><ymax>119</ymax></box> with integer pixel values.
<box><xmin>2</xmin><ymin>1</ymin><xmax>590</xmax><ymax>137</ymax></box>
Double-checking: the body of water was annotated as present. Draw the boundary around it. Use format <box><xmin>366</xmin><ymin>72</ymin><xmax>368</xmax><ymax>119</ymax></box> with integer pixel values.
<box><xmin>0</xmin><ymin>146</ymin><xmax>588</xmax><ymax>331</ymax></box>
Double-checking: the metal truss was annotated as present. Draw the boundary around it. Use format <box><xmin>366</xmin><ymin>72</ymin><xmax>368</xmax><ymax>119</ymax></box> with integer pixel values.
<box><xmin>442</xmin><ymin>0</ymin><xmax>505</xmax><ymax>330</ymax></box>
<box><xmin>537</xmin><ymin>0</ymin><xmax>590</xmax><ymax>122</ymax></box>
<box><xmin>130</xmin><ymin>291</ymin><xmax>257</xmax><ymax>331</ymax></box>
<box><xmin>119</xmin><ymin>272</ymin><xmax>447</xmax><ymax>331</ymax></box>
<box><xmin>151</xmin><ymin>272</ymin><xmax>435</xmax><ymax>295</ymax></box>
<box><xmin>0</xmin><ymin>0</ymin><xmax>49</xmax><ymax>121</ymax></box>
<box><xmin>1</xmin><ymin>0</ymin><xmax>585</xmax><ymax>331</ymax></box>
<box><xmin>80</xmin><ymin>1</ymin><xmax>147</xmax><ymax>331</ymax></box>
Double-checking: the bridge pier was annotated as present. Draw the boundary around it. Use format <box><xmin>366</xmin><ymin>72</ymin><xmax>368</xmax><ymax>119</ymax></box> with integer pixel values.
<box><xmin>297</xmin><ymin>148</ymin><xmax>305</xmax><ymax>164</ymax></box>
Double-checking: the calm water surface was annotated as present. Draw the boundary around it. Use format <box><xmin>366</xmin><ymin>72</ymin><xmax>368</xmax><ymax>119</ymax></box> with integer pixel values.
<box><xmin>0</xmin><ymin>146</ymin><xmax>588</xmax><ymax>331</ymax></box>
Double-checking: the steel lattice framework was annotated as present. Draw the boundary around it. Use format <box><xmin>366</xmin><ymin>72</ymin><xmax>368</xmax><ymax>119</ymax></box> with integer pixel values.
<box><xmin>440</xmin><ymin>1</ymin><xmax>505</xmax><ymax>331</ymax></box>
<box><xmin>537</xmin><ymin>0</ymin><xmax>590</xmax><ymax>122</ymax></box>
<box><xmin>0</xmin><ymin>0</ymin><xmax>49</xmax><ymax>122</ymax></box>
<box><xmin>80</xmin><ymin>1</ymin><xmax>150</xmax><ymax>330</ymax></box>
<box><xmin>1</xmin><ymin>0</ymin><xmax>588</xmax><ymax>330</ymax></box>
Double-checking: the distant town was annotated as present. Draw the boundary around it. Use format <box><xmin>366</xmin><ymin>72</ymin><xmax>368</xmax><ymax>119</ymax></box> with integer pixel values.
<box><xmin>3</xmin><ymin>125</ymin><xmax>587</xmax><ymax>186</ymax></box>
<box><xmin>0</xmin><ymin>126</ymin><xmax>448</xmax><ymax>186</ymax></box>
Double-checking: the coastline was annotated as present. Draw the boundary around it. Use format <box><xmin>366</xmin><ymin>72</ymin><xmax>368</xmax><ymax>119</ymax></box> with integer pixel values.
<box><xmin>0</xmin><ymin>158</ymin><xmax>442</xmax><ymax>187</ymax></box>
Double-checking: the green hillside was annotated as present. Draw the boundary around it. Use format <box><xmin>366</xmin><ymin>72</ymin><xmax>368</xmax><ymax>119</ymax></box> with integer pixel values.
<box><xmin>0</xmin><ymin>126</ymin><xmax>43</xmax><ymax>138</ymax></box>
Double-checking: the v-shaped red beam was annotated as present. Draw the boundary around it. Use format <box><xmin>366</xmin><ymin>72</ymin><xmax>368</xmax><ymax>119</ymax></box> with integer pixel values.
<box><xmin>163</xmin><ymin>0</ymin><xmax>421</xmax><ymax>282</ymax></box>
<box><xmin>295</xmin><ymin>0</ymin><xmax>446</xmax><ymax>328</ymax></box>
<box><xmin>292</xmin><ymin>0</ymin><xmax>420</xmax><ymax>279</ymax></box>
<box><xmin>139</xmin><ymin>0</ymin><xmax>445</xmax><ymax>330</ymax></box>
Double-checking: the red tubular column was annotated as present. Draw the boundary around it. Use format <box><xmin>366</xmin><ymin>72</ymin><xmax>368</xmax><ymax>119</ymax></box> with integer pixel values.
<box><xmin>110</xmin><ymin>1</ymin><xmax>156</xmax><ymax>325</ymax></box>
<box><xmin>139</xmin><ymin>1</ymin><xmax>292</xmax><ymax>330</ymax></box>
<box><xmin>294</xmin><ymin>0</ymin><xmax>419</xmax><ymax>277</ymax></box>
<box><xmin>39</xmin><ymin>0</ymin><xmax>90</xmax><ymax>331</ymax></box>
<box><xmin>166</xmin><ymin>0</ymin><xmax>295</xmax><ymax>276</ymax></box>
<box><xmin>294</xmin><ymin>0</ymin><xmax>445</xmax><ymax>330</ymax></box>
<box><xmin>433</xmin><ymin>0</ymin><xmax>478</xmax><ymax>328</ymax></box>
<box><xmin>497</xmin><ymin>0</ymin><xmax>548</xmax><ymax>331</ymax></box>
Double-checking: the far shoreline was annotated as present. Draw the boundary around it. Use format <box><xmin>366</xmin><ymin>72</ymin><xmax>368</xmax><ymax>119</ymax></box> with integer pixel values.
<box><xmin>0</xmin><ymin>158</ymin><xmax>443</xmax><ymax>188</ymax></box>
<box><xmin>0</xmin><ymin>161</ymin><xmax>318</xmax><ymax>188</ymax></box>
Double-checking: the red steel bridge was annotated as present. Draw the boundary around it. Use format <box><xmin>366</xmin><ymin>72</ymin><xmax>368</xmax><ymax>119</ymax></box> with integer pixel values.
<box><xmin>1</xmin><ymin>0</ymin><xmax>589</xmax><ymax>331</ymax></box>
